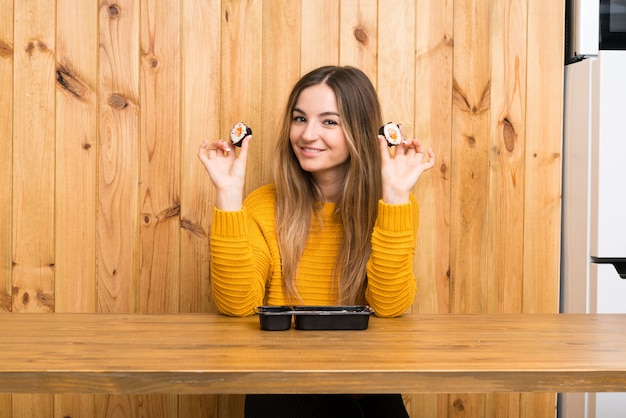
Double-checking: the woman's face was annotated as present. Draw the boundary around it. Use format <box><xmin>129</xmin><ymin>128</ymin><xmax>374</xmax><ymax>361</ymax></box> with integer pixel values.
<box><xmin>289</xmin><ymin>84</ymin><xmax>349</xmax><ymax>180</ymax></box>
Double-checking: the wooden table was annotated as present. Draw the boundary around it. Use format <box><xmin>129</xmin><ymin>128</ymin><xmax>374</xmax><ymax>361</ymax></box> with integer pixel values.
<box><xmin>1</xmin><ymin>313</ymin><xmax>625</xmax><ymax>394</ymax></box>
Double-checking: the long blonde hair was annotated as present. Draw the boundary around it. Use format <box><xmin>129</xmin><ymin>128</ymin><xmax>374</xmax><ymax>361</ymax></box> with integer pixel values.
<box><xmin>274</xmin><ymin>66</ymin><xmax>383</xmax><ymax>304</ymax></box>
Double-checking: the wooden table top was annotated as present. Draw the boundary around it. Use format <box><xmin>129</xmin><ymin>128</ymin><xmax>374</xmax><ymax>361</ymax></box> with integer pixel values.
<box><xmin>1</xmin><ymin>313</ymin><xmax>625</xmax><ymax>394</ymax></box>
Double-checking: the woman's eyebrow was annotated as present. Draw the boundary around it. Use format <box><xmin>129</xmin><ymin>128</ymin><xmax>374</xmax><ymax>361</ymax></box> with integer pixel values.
<box><xmin>292</xmin><ymin>107</ymin><xmax>340</xmax><ymax>118</ymax></box>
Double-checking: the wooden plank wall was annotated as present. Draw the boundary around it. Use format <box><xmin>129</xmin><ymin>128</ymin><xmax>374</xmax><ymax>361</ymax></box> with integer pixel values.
<box><xmin>0</xmin><ymin>0</ymin><xmax>564</xmax><ymax>417</ymax></box>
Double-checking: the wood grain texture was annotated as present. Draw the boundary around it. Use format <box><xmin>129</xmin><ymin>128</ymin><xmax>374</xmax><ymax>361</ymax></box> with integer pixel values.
<box><xmin>0</xmin><ymin>0</ymin><xmax>13</xmax><ymax>314</ymax></box>
<box><xmin>411</xmin><ymin>1</ymin><xmax>453</xmax><ymax>416</ymax></box>
<box><xmin>449</xmin><ymin>0</ymin><xmax>492</xmax><ymax>415</ymax></box>
<box><xmin>377</xmin><ymin>0</ymin><xmax>415</xmax><ymax>132</ymax></box>
<box><xmin>301</xmin><ymin>0</ymin><xmax>340</xmax><ymax>72</ymax></box>
<box><xmin>179</xmin><ymin>0</ymin><xmax>219</xmax><ymax>315</ymax></box>
<box><xmin>54</xmin><ymin>0</ymin><xmax>99</xmax><ymax>414</ymax></box>
<box><xmin>523</xmin><ymin>0</ymin><xmax>564</xmax><ymax>315</ymax></box>
<box><xmin>260</xmin><ymin>0</ymin><xmax>301</xmax><ymax>188</ymax></box>
<box><xmin>450</xmin><ymin>0</ymin><xmax>491</xmax><ymax>316</ymax></box>
<box><xmin>413</xmin><ymin>0</ymin><xmax>453</xmax><ymax>316</ymax></box>
<box><xmin>0</xmin><ymin>0</ymin><xmax>11</xmax><ymax>409</ymax></box>
<box><xmin>12</xmin><ymin>0</ymin><xmax>56</xmax><ymax>313</ymax></box>
<box><xmin>520</xmin><ymin>1</ymin><xmax>565</xmax><ymax>416</ymax></box>
<box><xmin>1</xmin><ymin>313</ymin><xmax>626</xmax><ymax>394</ymax></box>
<box><xmin>137</xmin><ymin>3</ymin><xmax>182</xmax><ymax>415</ymax></box>
<box><xmin>339</xmin><ymin>0</ymin><xmax>377</xmax><ymax>77</ymax></box>
<box><xmin>487</xmin><ymin>0</ymin><xmax>528</xmax><ymax>414</ymax></box>
<box><xmin>139</xmin><ymin>0</ymin><xmax>181</xmax><ymax>315</ymax></box>
<box><xmin>97</xmin><ymin>0</ymin><xmax>140</xmax><ymax>314</ymax></box>
<box><xmin>55</xmin><ymin>0</ymin><xmax>98</xmax><ymax>314</ymax></box>
<box><xmin>1</xmin><ymin>0</ymin><xmax>566</xmax><ymax>416</ymax></box>
<box><xmin>179</xmin><ymin>0</ymin><xmax>223</xmax><ymax>415</ymax></box>
<box><xmin>487</xmin><ymin>0</ymin><xmax>527</xmax><ymax>315</ymax></box>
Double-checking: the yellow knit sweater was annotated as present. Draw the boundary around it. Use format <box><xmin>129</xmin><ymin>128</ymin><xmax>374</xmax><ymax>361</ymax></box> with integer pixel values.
<box><xmin>210</xmin><ymin>184</ymin><xmax>419</xmax><ymax>317</ymax></box>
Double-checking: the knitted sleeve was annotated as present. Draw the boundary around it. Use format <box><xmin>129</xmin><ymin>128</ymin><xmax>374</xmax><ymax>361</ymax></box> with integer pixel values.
<box><xmin>209</xmin><ymin>186</ymin><xmax>275</xmax><ymax>317</ymax></box>
<box><xmin>365</xmin><ymin>194</ymin><xmax>419</xmax><ymax>317</ymax></box>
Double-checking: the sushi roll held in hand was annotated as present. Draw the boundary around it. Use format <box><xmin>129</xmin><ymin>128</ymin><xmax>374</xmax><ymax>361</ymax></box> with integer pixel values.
<box><xmin>379</xmin><ymin>122</ymin><xmax>402</xmax><ymax>147</ymax></box>
<box><xmin>229</xmin><ymin>122</ymin><xmax>252</xmax><ymax>147</ymax></box>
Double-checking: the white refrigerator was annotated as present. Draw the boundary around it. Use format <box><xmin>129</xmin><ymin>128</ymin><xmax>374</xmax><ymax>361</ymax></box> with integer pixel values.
<box><xmin>561</xmin><ymin>49</ymin><xmax>626</xmax><ymax>418</ymax></box>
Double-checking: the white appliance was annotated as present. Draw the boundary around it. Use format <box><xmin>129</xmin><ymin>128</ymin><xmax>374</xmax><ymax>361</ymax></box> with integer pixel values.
<box><xmin>561</xmin><ymin>1</ymin><xmax>626</xmax><ymax>417</ymax></box>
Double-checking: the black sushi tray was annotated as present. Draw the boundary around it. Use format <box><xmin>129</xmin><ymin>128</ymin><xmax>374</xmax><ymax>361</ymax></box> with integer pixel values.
<box><xmin>254</xmin><ymin>305</ymin><xmax>374</xmax><ymax>331</ymax></box>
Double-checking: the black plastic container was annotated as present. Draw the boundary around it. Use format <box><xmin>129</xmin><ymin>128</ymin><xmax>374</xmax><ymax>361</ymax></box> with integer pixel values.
<box><xmin>293</xmin><ymin>305</ymin><xmax>374</xmax><ymax>330</ymax></box>
<box><xmin>255</xmin><ymin>306</ymin><xmax>293</xmax><ymax>331</ymax></box>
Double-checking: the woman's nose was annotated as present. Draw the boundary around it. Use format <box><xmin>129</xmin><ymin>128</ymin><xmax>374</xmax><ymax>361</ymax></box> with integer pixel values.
<box><xmin>301</xmin><ymin>122</ymin><xmax>318</xmax><ymax>141</ymax></box>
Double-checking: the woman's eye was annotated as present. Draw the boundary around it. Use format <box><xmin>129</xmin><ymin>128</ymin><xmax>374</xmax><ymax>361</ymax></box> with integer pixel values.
<box><xmin>323</xmin><ymin>119</ymin><xmax>338</xmax><ymax>126</ymax></box>
<box><xmin>292</xmin><ymin>116</ymin><xmax>306</xmax><ymax>123</ymax></box>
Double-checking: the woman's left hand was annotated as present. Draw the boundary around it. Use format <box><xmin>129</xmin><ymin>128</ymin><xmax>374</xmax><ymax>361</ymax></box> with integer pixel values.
<box><xmin>378</xmin><ymin>134</ymin><xmax>436</xmax><ymax>204</ymax></box>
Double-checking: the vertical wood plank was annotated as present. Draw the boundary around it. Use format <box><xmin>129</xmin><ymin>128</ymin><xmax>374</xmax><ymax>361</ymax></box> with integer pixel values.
<box><xmin>12</xmin><ymin>0</ymin><xmax>55</xmax><ymax>314</ymax></box>
<box><xmin>55</xmin><ymin>0</ymin><xmax>98</xmax><ymax>314</ymax></box>
<box><xmin>0</xmin><ymin>0</ymin><xmax>10</xmax><ymax>391</ymax></box>
<box><xmin>180</xmin><ymin>0</ymin><xmax>222</xmax><ymax>414</ymax></box>
<box><xmin>449</xmin><ymin>0</ymin><xmax>491</xmax><ymax>415</ymax></box>
<box><xmin>0</xmin><ymin>397</ymin><xmax>8</xmax><ymax>418</ymax></box>
<box><xmin>413</xmin><ymin>0</ymin><xmax>453</xmax><ymax>316</ymax></box>
<box><xmin>0</xmin><ymin>0</ymin><xmax>12</xmax><ymax>314</ymax></box>
<box><xmin>54</xmin><ymin>0</ymin><xmax>98</xmax><ymax>415</ymax></box>
<box><xmin>138</xmin><ymin>1</ymin><xmax>181</xmax><ymax>414</ymax></box>
<box><xmin>97</xmin><ymin>0</ymin><xmax>140</xmax><ymax>415</ymax></box>
<box><xmin>95</xmin><ymin>394</ymin><xmax>137</xmax><ymax>418</ymax></box>
<box><xmin>0</xmin><ymin>79</ymin><xmax>9</xmax><ymax>418</ymax></box>
<box><xmin>97</xmin><ymin>0</ymin><xmax>140</xmax><ymax>314</ymax></box>
<box><xmin>377</xmin><ymin>0</ymin><xmax>415</xmax><ymax>132</ymax></box>
<box><xmin>54</xmin><ymin>395</ymin><xmax>95</xmax><ymax>418</ymax></box>
<box><xmin>179</xmin><ymin>394</ymin><xmax>217</xmax><ymax>418</ymax></box>
<box><xmin>450</xmin><ymin>0</ymin><xmax>491</xmax><ymax>315</ymax></box>
<box><xmin>221</xmin><ymin>0</ymin><xmax>265</xmax><ymax>195</ymax></box>
<box><xmin>219</xmin><ymin>1</ymin><xmax>263</xmax><ymax>416</ymax></box>
<box><xmin>520</xmin><ymin>0</ymin><xmax>564</xmax><ymax>415</ymax></box>
<box><xmin>487</xmin><ymin>0</ymin><xmax>526</xmax><ymax>315</ymax></box>
<box><xmin>523</xmin><ymin>0</ymin><xmax>563</xmax><ymax>316</ymax></box>
<box><xmin>261</xmin><ymin>0</ymin><xmax>301</xmax><ymax>180</ymax></box>
<box><xmin>486</xmin><ymin>0</ymin><xmax>528</xmax><ymax>413</ymax></box>
<box><xmin>301</xmin><ymin>0</ymin><xmax>339</xmax><ymax>73</ymax></box>
<box><xmin>0</xmin><ymin>0</ymin><xmax>13</xmax><ymax>392</ymax></box>
<box><xmin>11</xmin><ymin>0</ymin><xmax>55</xmax><ymax>409</ymax></box>
<box><xmin>179</xmin><ymin>0</ymin><xmax>220</xmax><ymax>316</ymax></box>
<box><xmin>138</xmin><ymin>394</ymin><xmax>178</xmax><ymax>418</ymax></box>
<box><xmin>410</xmin><ymin>1</ymin><xmax>453</xmax><ymax>415</ymax></box>
<box><xmin>521</xmin><ymin>392</ymin><xmax>558</xmax><ymax>418</ymax></box>
<box><xmin>339</xmin><ymin>0</ymin><xmax>377</xmax><ymax>78</ymax></box>
<box><xmin>139</xmin><ymin>0</ymin><xmax>181</xmax><ymax>315</ymax></box>
<box><xmin>180</xmin><ymin>0</ymin><xmax>221</xmax><ymax>312</ymax></box>
<box><xmin>12</xmin><ymin>394</ymin><xmax>52</xmax><ymax>418</ymax></box>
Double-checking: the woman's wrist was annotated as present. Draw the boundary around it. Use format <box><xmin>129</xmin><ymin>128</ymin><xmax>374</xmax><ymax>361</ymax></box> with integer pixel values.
<box><xmin>215</xmin><ymin>188</ymin><xmax>244</xmax><ymax>211</ymax></box>
<box><xmin>382</xmin><ymin>189</ymin><xmax>410</xmax><ymax>205</ymax></box>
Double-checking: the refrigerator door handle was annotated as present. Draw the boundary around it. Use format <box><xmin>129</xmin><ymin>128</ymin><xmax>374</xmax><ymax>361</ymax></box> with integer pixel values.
<box><xmin>591</xmin><ymin>257</ymin><xmax>626</xmax><ymax>279</ymax></box>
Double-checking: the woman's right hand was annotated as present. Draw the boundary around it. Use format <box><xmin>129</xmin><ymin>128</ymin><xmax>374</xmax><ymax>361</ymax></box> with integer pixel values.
<box><xmin>197</xmin><ymin>135</ymin><xmax>251</xmax><ymax>211</ymax></box>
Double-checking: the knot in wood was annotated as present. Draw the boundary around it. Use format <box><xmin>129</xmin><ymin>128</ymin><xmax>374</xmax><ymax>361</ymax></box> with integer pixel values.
<box><xmin>353</xmin><ymin>26</ymin><xmax>369</xmax><ymax>46</ymax></box>
<box><xmin>108</xmin><ymin>94</ymin><xmax>129</xmax><ymax>109</ymax></box>
<box><xmin>109</xmin><ymin>4</ymin><xmax>121</xmax><ymax>18</ymax></box>
<box><xmin>0</xmin><ymin>40</ymin><xmax>13</xmax><ymax>58</ymax></box>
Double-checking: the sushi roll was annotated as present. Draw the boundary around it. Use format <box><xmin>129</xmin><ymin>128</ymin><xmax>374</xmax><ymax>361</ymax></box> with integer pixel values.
<box><xmin>379</xmin><ymin>122</ymin><xmax>402</xmax><ymax>147</ymax></box>
<box><xmin>229</xmin><ymin>122</ymin><xmax>252</xmax><ymax>147</ymax></box>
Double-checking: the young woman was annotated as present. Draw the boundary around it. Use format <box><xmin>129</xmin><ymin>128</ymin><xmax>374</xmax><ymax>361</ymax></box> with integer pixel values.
<box><xmin>198</xmin><ymin>65</ymin><xmax>435</xmax><ymax>418</ymax></box>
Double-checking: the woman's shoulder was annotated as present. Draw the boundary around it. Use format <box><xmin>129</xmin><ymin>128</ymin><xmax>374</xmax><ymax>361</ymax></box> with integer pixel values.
<box><xmin>244</xmin><ymin>183</ymin><xmax>276</xmax><ymax>210</ymax></box>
